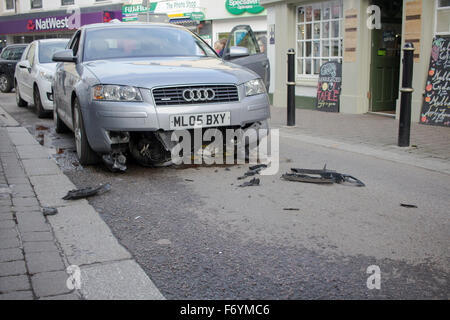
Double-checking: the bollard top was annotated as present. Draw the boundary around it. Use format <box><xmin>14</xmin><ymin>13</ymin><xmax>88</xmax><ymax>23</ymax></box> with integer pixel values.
<box><xmin>403</xmin><ymin>42</ymin><xmax>415</xmax><ymax>51</ymax></box>
<box><xmin>287</xmin><ymin>48</ymin><xmax>295</xmax><ymax>54</ymax></box>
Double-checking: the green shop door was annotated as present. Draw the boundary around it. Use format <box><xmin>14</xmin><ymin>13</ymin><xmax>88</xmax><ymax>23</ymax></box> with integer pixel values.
<box><xmin>369</xmin><ymin>28</ymin><xmax>401</xmax><ymax>112</ymax></box>
<box><xmin>368</xmin><ymin>0</ymin><xmax>405</xmax><ymax>114</ymax></box>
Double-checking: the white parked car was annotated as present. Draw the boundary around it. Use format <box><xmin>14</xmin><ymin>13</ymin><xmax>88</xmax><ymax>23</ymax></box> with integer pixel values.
<box><xmin>15</xmin><ymin>39</ymin><xmax>69</xmax><ymax>118</ymax></box>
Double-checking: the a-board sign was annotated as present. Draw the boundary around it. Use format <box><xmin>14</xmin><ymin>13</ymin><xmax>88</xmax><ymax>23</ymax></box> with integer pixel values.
<box><xmin>316</xmin><ymin>61</ymin><xmax>342</xmax><ymax>113</ymax></box>
<box><xmin>420</xmin><ymin>36</ymin><xmax>450</xmax><ymax>127</ymax></box>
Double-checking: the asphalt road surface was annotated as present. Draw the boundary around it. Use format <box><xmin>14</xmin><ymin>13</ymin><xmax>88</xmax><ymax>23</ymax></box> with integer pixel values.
<box><xmin>1</xmin><ymin>92</ymin><xmax>449</xmax><ymax>299</ymax></box>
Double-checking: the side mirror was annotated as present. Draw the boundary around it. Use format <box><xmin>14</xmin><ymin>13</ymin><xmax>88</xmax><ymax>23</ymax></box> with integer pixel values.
<box><xmin>17</xmin><ymin>60</ymin><xmax>31</xmax><ymax>69</ymax></box>
<box><xmin>226</xmin><ymin>46</ymin><xmax>250</xmax><ymax>59</ymax></box>
<box><xmin>52</xmin><ymin>49</ymin><xmax>77</xmax><ymax>63</ymax></box>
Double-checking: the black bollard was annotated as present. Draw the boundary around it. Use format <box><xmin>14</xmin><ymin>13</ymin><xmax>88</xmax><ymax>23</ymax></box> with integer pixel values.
<box><xmin>398</xmin><ymin>43</ymin><xmax>415</xmax><ymax>147</ymax></box>
<box><xmin>287</xmin><ymin>48</ymin><xmax>296</xmax><ymax>126</ymax></box>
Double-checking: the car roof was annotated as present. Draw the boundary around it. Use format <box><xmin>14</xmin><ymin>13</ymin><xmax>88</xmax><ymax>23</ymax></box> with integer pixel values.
<box><xmin>36</xmin><ymin>39</ymin><xmax>70</xmax><ymax>45</ymax></box>
<box><xmin>5</xmin><ymin>44</ymin><xmax>27</xmax><ymax>48</ymax></box>
<box><xmin>82</xmin><ymin>22</ymin><xmax>184</xmax><ymax>31</ymax></box>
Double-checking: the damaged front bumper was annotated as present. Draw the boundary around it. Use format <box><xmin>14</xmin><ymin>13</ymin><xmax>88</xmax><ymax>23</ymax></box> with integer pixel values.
<box><xmin>80</xmin><ymin>87</ymin><xmax>270</xmax><ymax>154</ymax></box>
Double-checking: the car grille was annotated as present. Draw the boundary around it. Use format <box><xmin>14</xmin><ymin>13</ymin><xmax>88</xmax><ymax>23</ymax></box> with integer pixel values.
<box><xmin>153</xmin><ymin>85</ymin><xmax>239</xmax><ymax>106</ymax></box>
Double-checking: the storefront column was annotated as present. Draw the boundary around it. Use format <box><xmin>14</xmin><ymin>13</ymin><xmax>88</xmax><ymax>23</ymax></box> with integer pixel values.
<box><xmin>397</xmin><ymin>0</ymin><xmax>435</xmax><ymax>122</ymax></box>
<box><xmin>268</xmin><ymin>2</ymin><xmax>296</xmax><ymax>108</ymax></box>
<box><xmin>340</xmin><ymin>0</ymin><xmax>371</xmax><ymax>114</ymax></box>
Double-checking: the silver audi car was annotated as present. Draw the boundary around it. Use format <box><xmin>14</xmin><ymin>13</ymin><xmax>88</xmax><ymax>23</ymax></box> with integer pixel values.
<box><xmin>52</xmin><ymin>22</ymin><xmax>270</xmax><ymax>167</ymax></box>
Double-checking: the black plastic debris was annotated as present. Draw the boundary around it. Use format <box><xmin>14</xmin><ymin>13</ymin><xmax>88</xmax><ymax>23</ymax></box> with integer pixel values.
<box><xmin>237</xmin><ymin>164</ymin><xmax>268</xmax><ymax>180</ymax></box>
<box><xmin>249</xmin><ymin>164</ymin><xmax>268</xmax><ymax>171</ymax></box>
<box><xmin>42</xmin><ymin>207</ymin><xmax>58</xmax><ymax>216</ymax></box>
<box><xmin>238</xmin><ymin>178</ymin><xmax>260</xmax><ymax>187</ymax></box>
<box><xmin>400</xmin><ymin>203</ymin><xmax>418</xmax><ymax>208</ymax></box>
<box><xmin>62</xmin><ymin>183</ymin><xmax>111</xmax><ymax>200</ymax></box>
<box><xmin>102</xmin><ymin>154</ymin><xmax>127</xmax><ymax>172</ymax></box>
<box><xmin>282</xmin><ymin>165</ymin><xmax>365</xmax><ymax>187</ymax></box>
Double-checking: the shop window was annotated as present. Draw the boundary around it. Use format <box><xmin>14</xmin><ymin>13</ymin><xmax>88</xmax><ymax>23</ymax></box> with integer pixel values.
<box><xmin>61</xmin><ymin>0</ymin><xmax>74</xmax><ymax>5</ymax></box>
<box><xmin>5</xmin><ymin>0</ymin><xmax>14</xmax><ymax>10</ymax></box>
<box><xmin>436</xmin><ymin>0</ymin><xmax>450</xmax><ymax>35</ymax></box>
<box><xmin>296</xmin><ymin>0</ymin><xmax>343</xmax><ymax>78</ymax></box>
<box><xmin>30</xmin><ymin>0</ymin><xmax>43</xmax><ymax>9</ymax></box>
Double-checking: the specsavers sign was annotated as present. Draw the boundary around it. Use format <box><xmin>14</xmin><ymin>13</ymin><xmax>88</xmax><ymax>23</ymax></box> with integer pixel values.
<box><xmin>225</xmin><ymin>0</ymin><xmax>265</xmax><ymax>15</ymax></box>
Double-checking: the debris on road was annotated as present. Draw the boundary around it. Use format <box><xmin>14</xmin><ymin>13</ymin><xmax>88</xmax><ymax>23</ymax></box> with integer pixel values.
<box><xmin>249</xmin><ymin>164</ymin><xmax>267</xmax><ymax>171</ymax></box>
<box><xmin>282</xmin><ymin>165</ymin><xmax>365</xmax><ymax>187</ymax></box>
<box><xmin>42</xmin><ymin>207</ymin><xmax>58</xmax><ymax>216</ymax></box>
<box><xmin>238</xmin><ymin>178</ymin><xmax>260</xmax><ymax>187</ymax></box>
<box><xmin>62</xmin><ymin>183</ymin><xmax>112</xmax><ymax>200</ymax></box>
<box><xmin>185</xmin><ymin>179</ymin><xmax>194</xmax><ymax>182</ymax></box>
<box><xmin>35</xmin><ymin>125</ymin><xmax>49</xmax><ymax>131</ymax></box>
<box><xmin>237</xmin><ymin>164</ymin><xmax>268</xmax><ymax>180</ymax></box>
<box><xmin>400</xmin><ymin>203</ymin><xmax>418</xmax><ymax>208</ymax></box>
<box><xmin>283</xmin><ymin>208</ymin><xmax>300</xmax><ymax>211</ymax></box>
<box><xmin>102</xmin><ymin>153</ymin><xmax>127</xmax><ymax>172</ymax></box>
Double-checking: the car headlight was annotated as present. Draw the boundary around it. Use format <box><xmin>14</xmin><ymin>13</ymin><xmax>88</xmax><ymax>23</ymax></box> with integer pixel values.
<box><xmin>244</xmin><ymin>79</ymin><xmax>266</xmax><ymax>97</ymax></box>
<box><xmin>92</xmin><ymin>85</ymin><xmax>143</xmax><ymax>102</ymax></box>
<box><xmin>39</xmin><ymin>71</ymin><xmax>54</xmax><ymax>82</ymax></box>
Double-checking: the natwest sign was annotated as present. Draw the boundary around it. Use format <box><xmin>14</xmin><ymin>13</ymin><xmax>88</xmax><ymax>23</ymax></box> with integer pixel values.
<box><xmin>0</xmin><ymin>10</ymin><xmax>123</xmax><ymax>35</ymax></box>
<box><xmin>33</xmin><ymin>16</ymin><xmax>70</xmax><ymax>31</ymax></box>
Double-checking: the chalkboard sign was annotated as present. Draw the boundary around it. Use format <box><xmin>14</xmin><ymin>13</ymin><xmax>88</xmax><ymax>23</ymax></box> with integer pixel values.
<box><xmin>316</xmin><ymin>61</ymin><xmax>342</xmax><ymax>112</ymax></box>
<box><xmin>420</xmin><ymin>36</ymin><xmax>450</xmax><ymax>127</ymax></box>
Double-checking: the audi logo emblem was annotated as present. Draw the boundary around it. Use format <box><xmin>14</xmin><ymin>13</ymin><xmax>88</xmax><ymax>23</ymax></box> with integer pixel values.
<box><xmin>182</xmin><ymin>88</ymin><xmax>216</xmax><ymax>102</ymax></box>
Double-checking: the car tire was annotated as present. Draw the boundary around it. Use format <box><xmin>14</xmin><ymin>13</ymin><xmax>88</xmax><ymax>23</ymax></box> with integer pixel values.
<box><xmin>53</xmin><ymin>97</ymin><xmax>69</xmax><ymax>134</ymax></box>
<box><xmin>73</xmin><ymin>98</ymin><xmax>99</xmax><ymax>165</ymax></box>
<box><xmin>34</xmin><ymin>86</ymin><xmax>50</xmax><ymax>118</ymax></box>
<box><xmin>15</xmin><ymin>81</ymin><xmax>28</xmax><ymax>107</ymax></box>
<box><xmin>0</xmin><ymin>74</ymin><xmax>12</xmax><ymax>93</ymax></box>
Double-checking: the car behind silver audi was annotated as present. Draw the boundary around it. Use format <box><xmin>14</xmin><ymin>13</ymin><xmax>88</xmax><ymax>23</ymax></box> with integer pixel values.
<box><xmin>52</xmin><ymin>22</ymin><xmax>270</xmax><ymax>167</ymax></box>
<box><xmin>15</xmin><ymin>39</ymin><xmax>69</xmax><ymax>117</ymax></box>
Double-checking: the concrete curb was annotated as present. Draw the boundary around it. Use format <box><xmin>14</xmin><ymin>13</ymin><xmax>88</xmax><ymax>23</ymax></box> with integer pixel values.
<box><xmin>278</xmin><ymin>128</ymin><xmax>450</xmax><ymax>175</ymax></box>
<box><xmin>1</xmin><ymin>114</ymin><xmax>164</xmax><ymax>300</ymax></box>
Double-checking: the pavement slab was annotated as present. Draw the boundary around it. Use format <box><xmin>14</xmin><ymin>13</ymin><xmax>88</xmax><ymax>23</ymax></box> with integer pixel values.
<box><xmin>48</xmin><ymin>204</ymin><xmax>131</xmax><ymax>266</ymax></box>
<box><xmin>80</xmin><ymin>260</ymin><xmax>165</xmax><ymax>300</ymax></box>
<box><xmin>31</xmin><ymin>271</ymin><xmax>73</xmax><ymax>298</ymax></box>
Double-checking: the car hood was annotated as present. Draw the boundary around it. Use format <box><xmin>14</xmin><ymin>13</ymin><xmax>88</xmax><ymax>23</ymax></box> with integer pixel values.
<box><xmin>83</xmin><ymin>57</ymin><xmax>258</xmax><ymax>88</ymax></box>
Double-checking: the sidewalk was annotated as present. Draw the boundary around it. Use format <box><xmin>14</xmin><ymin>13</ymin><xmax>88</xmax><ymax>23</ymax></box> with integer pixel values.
<box><xmin>0</xmin><ymin>109</ymin><xmax>164</xmax><ymax>300</ymax></box>
<box><xmin>270</xmin><ymin>106</ymin><xmax>450</xmax><ymax>174</ymax></box>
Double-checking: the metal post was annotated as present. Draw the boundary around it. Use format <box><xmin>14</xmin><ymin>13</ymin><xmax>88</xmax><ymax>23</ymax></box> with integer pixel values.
<box><xmin>287</xmin><ymin>48</ymin><xmax>296</xmax><ymax>126</ymax></box>
<box><xmin>398</xmin><ymin>43</ymin><xmax>415</xmax><ymax>147</ymax></box>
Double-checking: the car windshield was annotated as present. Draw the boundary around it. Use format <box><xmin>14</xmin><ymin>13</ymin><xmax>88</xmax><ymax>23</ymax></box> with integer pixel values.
<box><xmin>83</xmin><ymin>26</ymin><xmax>216</xmax><ymax>61</ymax></box>
<box><xmin>39</xmin><ymin>41</ymin><xmax>68</xmax><ymax>63</ymax></box>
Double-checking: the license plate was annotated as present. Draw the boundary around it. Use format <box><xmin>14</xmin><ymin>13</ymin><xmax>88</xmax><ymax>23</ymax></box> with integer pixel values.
<box><xmin>169</xmin><ymin>112</ymin><xmax>231</xmax><ymax>130</ymax></box>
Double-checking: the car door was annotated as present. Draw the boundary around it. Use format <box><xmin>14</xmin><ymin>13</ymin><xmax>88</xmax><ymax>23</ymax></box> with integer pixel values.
<box><xmin>59</xmin><ymin>30</ymin><xmax>81</xmax><ymax>125</ymax></box>
<box><xmin>222</xmin><ymin>25</ymin><xmax>270</xmax><ymax>90</ymax></box>
<box><xmin>20</xmin><ymin>42</ymin><xmax>36</xmax><ymax>102</ymax></box>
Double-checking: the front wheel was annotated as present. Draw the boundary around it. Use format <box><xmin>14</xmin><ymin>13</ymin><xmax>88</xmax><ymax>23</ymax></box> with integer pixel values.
<box><xmin>0</xmin><ymin>74</ymin><xmax>12</xmax><ymax>93</ymax></box>
<box><xmin>73</xmin><ymin>98</ymin><xmax>99</xmax><ymax>165</ymax></box>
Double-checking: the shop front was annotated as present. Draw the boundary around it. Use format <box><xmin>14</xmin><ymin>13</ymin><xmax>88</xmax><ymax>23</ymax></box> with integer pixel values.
<box><xmin>262</xmin><ymin>0</ymin><xmax>449</xmax><ymax>124</ymax></box>
<box><xmin>0</xmin><ymin>5</ymin><xmax>122</xmax><ymax>45</ymax></box>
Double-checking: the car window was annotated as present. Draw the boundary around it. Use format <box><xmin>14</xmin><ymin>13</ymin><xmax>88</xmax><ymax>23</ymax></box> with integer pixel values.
<box><xmin>83</xmin><ymin>27</ymin><xmax>216</xmax><ymax>61</ymax></box>
<box><xmin>26</xmin><ymin>44</ymin><xmax>36</xmax><ymax>66</ymax></box>
<box><xmin>70</xmin><ymin>32</ymin><xmax>81</xmax><ymax>56</ymax></box>
<box><xmin>227</xmin><ymin>29</ymin><xmax>259</xmax><ymax>55</ymax></box>
<box><xmin>0</xmin><ymin>48</ymin><xmax>9</xmax><ymax>60</ymax></box>
<box><xmin>1</xmin><ymin>46</ymin><xmax>26</xmax><ymax>60</ymax></box>
<box><xmin>39</xmin><ymin>41</ymin><xmax>69</xmax><ymax>63</ymax></box>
